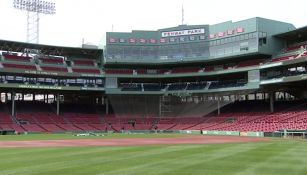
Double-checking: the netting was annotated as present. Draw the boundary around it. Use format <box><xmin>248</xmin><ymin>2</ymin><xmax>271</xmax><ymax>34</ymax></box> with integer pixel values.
<box><xmin>106</xmin><ymin>92</ymin><xmax>255</xmax><ymax>118</ymax></box>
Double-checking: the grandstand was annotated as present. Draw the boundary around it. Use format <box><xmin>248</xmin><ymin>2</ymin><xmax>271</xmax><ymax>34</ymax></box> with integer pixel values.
<box><xmin>2</xmin><ymin>17</ymin><xmax>307</xmax><ymax>135</ymax></box>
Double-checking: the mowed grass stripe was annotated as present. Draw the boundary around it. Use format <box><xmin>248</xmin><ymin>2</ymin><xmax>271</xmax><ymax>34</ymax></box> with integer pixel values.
<box><xmin>132</xmin><ymin>142</ymin><xmax>275</xmax><ymax>175</ymax></box>
<box><xmin>0</xmin><ymin>146</ymin><xmax>145</xmax><ymax>167</ymax></box>
<box><xmin>97</xmin><ymin>143</ymin><xmax>269</xmax><ymax>175</ymax></box>
<box><xmin>0</xmin><ymin>145</ymin><xmax>207</xmax><ymax>175</ymax></box>
<box><xmin>234</xmin><ymin>142</ymin><xmax>307</xmax><ymax>175</ymax></box>
<box><xmin>0</xmin><ymin>146</ymin><xmax>165</xmax><ymax>175</ymax></box>
<box><xmin>165</xmin><ymin>142</ymin><xmax>291</xmax><ymax>175</ymax></box>
<box><xmin>43</xmin><ymin>145</ymin><xmax>214</xmax><ymax>175</ymax></box>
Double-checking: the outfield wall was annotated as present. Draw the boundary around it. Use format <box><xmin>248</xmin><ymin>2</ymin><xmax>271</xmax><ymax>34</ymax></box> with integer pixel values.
<box><xmin>201</xmin><ymin>130</ymin><xmax>264</xmax><ymax>137</ymax></box>
<box><xmin>13</xmin><ymin>129</ymin><xmax>267</xmax><ymax>137</ymax></box>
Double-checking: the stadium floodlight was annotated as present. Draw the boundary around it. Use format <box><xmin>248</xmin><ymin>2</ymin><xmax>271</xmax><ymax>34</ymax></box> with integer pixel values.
<box><xmin>13</xmin><ymin>0</ymin><xmax>56</xmax><ymax>44</ymax></box>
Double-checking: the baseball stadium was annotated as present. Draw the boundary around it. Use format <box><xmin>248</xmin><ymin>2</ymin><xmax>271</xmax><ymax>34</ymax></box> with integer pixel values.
<box><xmin>2</xmin><ymin>9</ymin><xmax>307</xmax><ymax>174</ymax></box>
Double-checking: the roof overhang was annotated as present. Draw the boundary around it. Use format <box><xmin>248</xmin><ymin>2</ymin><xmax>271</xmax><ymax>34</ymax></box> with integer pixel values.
<box><xmin>274</xmin><ymin>26</ymin><xmax>307</xmax><ymax>42</ymax></box>
<box><xmin>0</xmin><ymin>39</ymin><xmax>103</xmax><ymax>59</ymax></box>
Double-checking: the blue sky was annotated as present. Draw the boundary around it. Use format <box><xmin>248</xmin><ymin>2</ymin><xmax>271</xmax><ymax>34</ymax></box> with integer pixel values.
<box><xmin>0</xmin><ymin>0</ymin><xmax>306</xmax><ymax>48</ymax></box>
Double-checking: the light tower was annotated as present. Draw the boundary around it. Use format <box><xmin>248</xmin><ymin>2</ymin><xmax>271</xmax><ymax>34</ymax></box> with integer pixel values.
<box><xmin>13</xmin><ymin>0</ymin><xmax>56</xmax><ymax>44</ymax></box>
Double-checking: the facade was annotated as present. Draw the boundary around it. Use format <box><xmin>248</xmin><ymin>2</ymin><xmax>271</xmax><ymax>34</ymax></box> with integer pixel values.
<box><xmin>105</xmin><ymin>17</ymin><xmax>295</xmax><ymax>63</ymax></box>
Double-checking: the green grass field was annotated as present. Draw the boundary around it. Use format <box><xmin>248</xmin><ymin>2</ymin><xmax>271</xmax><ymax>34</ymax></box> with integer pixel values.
<box><xmin>0</xmin><ymin>134</ymin><xmax>307</xmax><ymax>175</ymax></box>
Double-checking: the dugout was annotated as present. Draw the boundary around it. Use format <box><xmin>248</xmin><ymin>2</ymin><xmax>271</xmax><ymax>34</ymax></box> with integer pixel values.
<box><xmin>0</xmin><ymin>130</ymin><xmax>15</xmax><ymax>135</ymax></box>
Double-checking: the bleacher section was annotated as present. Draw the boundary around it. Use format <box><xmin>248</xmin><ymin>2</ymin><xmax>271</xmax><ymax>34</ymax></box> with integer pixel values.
<box><xmin>70</xmin><ymin>59</ymin><xmax>100</xmax><ymax>74</ymax></box>
<box><xmin>0</xmin><ymin>113</ymin><xmax>13</xmax><ymax>124</ymax></box>
<box><xmin>94</xmin><ymin>112</ymin><xmax>307</xmax><ymax>132</ymax></box>
<box><xmin>105</xmin><ymin>60</ymin><xmax>267</xmax><ymax>76</ymax></box>
<box><xmin>208</xmin><ymin>80</ymin><xmax>247</xmax><ymax>89</ymax></box>
<box><xmin>3</xmin><ymin>55</ymin><xmax>32</xmax><ymax>62</ymax></box>
<box><xmin>237</xmin><ymin>59</ymin><xmax>264</xmax><ymax>68</ymax></box>
<box><xmin>39</xmin><ymin>57</ymin><xmax>64</xmax><ymax>65</ymax></box>
<box><xmin>167</xmin><ymin>83</ymin><xmax>187</xmax><ymax>91</ymax></box>
<box><xmin>269</xmin><ymin>42</ymin><xmax>307</xmax><ymax>63</ymax></box>
<box><xmin>0</xmin><ymin>53</ymin><xmax>104</xmax><ymax>76</ymax></box>
<box><xmin>136</xmin><ymin>69</ymin><xmax>168</xmax><ymax>74</ymax></box>
<box><xmin>171</xmin><ymin>67</ymin><xmax>200</xmax><ymax>74</ymax></box>
<box><xmin>2</xmin><ymin>63</ymin><xmax>37</xmax><ymax>70</ymax></box>
<box><xmin>186</xmin><ymin>82</ymin><xmax>207</xmax><ymax>90</ymax></box>
<box><xmin>119</xmin><ymin>81</ymin><xmax>246</xmax><ymax>92</ymax></box>
<box><xmin>40</xmin><ymin>66</ymin><xmax>68</xmax><ymax>72</ymax></box>
<box><xmin>143</xmin><ymin>84</ymin><xmax>166</xmax><ymax>91</ymax></box>
<box><xmin>37</xmin><ymin>57</ymin><xmax>68</xmax><ymax>73</ymax></box>
<box><xmin>121</xmin><ymin>83</ymin><xmax>142</xmax><ymax>91</ymax></box>
<box><xmin>271</xmin><ymin>54</ymin><xmax>298</xmax><ymax>62</ymax></box>
<box><xmin>105</xmin><ymin>69</ymin><xmax>134</xmax><ymax>74</ymax></box>
<box><xmin>98</xmin><ymin>101</ymin><xmax>307</xmax><ymax>132</ymax></box>
<box><xmin>204</xmin><ymin>66</ymin><xmax>214</xmax><ymax>72</ymax></box>
<box><xmin>0</xmin><ymin>102</ymin><xmax>107</xmax><ymax>133</ymax></box>
<box><xmin>73</xmin><ymin>59</ymin><xmax>95</xmax><ymax>66</ymax></box>
<box><xmin>72</xmin><ymin>68</ymin><xmax>101</xmax><ymax>74</ymax></box>
<box><xmin>0</xmin><ymin>53</ymin><xmax>280</xmax><ymax>77</ymax></box>
<box><xmin>11</xmin><ymin>112</ymin><xmax>106</xmax><ymax>132</ymax></box>
<box><xmin>286</xmin><ymin>41</ymin><xmax>307</xmax><ymax>52</ymax></box>
<box><xmin>1</xmin><ymin>100</ymin><xmax>307</xmax><ymax>133</ymax></box>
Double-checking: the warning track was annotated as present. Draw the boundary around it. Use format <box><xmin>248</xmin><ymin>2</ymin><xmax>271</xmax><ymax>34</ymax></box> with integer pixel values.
<box><xmin>0</xmin><ymin>135</ymin><xmax>269</xmax><ymax>148</ymax></box>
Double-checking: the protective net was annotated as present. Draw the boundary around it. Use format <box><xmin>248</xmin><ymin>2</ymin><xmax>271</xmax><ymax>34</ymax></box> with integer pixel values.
<box><xmin>106</xmin><ymin>91</ymin><xmax>256</xmax><ymax>119</ymax></box>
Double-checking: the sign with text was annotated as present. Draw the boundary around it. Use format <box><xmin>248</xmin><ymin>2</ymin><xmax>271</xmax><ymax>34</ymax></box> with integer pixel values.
<box><xmin>161</xmin><ymin>28</ymin><xmax>205</xmax><ymax>37</ymax></box>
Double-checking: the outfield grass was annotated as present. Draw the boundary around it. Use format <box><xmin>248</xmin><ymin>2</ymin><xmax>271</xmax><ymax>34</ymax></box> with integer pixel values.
<box><xmin>0</xmin><ymin>138</ymin><xmax>307</xmax><ymax>175</ymax></box>
<box><xmin>0</xmin><ymin>133</ymin><xmax>185</xmax><ymax>141</ymax></box>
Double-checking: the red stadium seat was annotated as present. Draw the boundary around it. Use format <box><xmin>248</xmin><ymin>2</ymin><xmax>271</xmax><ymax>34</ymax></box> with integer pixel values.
<box><xmin>72</xmin><ymin>68</ymin><xmax>101</xmax><ymax>74</ymax></box>
<box><xmin>73</xmin><ymin>59</ymin><xmax>95</xmax><ymax>66</ymax></box>
<box><xmin>39</xmin><ymin>58</ymin><xmax>64</xmax><ymax>64</ymax></box>
<box><xmin>3</xmin><ymin>55</ymin><xmax>32</xmax><ymax>62</ymax></box>
<box><xmin>105</xmin><ymin>69</ymin><xmax>133</xmax><ymax>74</ymax></box>
<box><xmin>2</xmin><ymin>63</ymin><xmax>36</xmax><ymax>70</ymax></box>
<box><xmin>41</xmin><ymin>66</ymin><xmax>68</xmax><ymax>72</ymax></box>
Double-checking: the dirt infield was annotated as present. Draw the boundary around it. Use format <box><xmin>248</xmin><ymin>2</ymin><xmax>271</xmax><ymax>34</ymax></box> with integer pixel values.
<box><xmin>0</xmin><ymin>135</ymin><xmax>269</xmax><ymax>148</ymax></box>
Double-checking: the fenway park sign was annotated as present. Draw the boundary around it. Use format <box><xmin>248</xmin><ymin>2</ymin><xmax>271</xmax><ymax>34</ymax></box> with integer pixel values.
<box><xmin>161</xmin><ymin>28</ymin><xmax>205</xmax><ymax>37</ymax></box>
